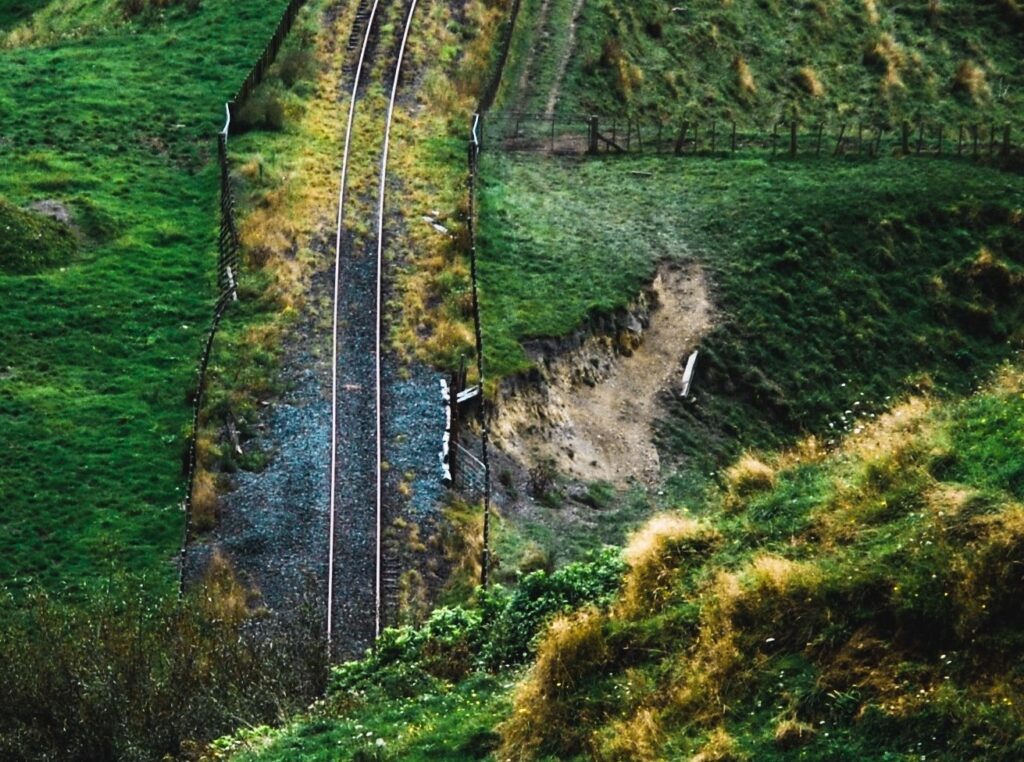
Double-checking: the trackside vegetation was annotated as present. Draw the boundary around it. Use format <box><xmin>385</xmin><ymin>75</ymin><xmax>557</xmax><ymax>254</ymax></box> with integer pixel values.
<box><xmin>226</xmin><ymin>358</ymin><xmax>1024</xmax><ymax>761</ymax></box>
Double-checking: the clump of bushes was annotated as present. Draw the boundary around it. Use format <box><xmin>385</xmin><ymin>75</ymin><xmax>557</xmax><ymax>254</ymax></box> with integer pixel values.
<box><xmin>0</xmin><ymin>557</ymin><xmax>325</xmax><ymax>761</ymax></box>
<box><xmin>236</xmin><ymin>91</ymin><xmax>286</xmax><ymax>132</ymax></box>
<box><xmin>330</xmin><ymin>547</ymin><xmax>626</xmax><ymax>699</ymax></box>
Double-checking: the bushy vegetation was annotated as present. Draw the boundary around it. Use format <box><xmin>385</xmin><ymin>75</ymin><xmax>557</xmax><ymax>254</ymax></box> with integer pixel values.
<box><xmin>222</xmin><ymin>549</ymin><xmax>623</xmax><ymax>760</ymax></box>
<box><xmin>0</xmin><ymin>558</ymin><xmax>324</xmax><ymax>761</ymax></box>
<box><xmin>234</xmin><ymin>361</ymin><xmax>1024</xmax><ymax>761</ymax></box>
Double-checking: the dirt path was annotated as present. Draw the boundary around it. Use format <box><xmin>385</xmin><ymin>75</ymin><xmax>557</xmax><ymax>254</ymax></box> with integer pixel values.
<box><xmin>505</xmin><ymin>264</ymin><xmax>712</xmax><ymax>486</ymax></box>
<box><xmin>512</xmin><ymin>0</ymin><xmax>553</xmax><ymax>111</ymax></box>
<box><xmin>544</xmin><ymin>0</ymin><xmax>586</xmax><ymax>116</ymax></box>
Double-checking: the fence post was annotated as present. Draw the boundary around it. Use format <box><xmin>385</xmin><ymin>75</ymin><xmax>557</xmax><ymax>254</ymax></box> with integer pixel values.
<box><xmin>731</xmin><ymin>121</ymin><xmax>737</xmax><ymax>153</ymax></box>
<box><xmin>587</xmin><ymin>115</ymin><xmax>599</xmax><ymax>154</ymax></box>
<box><xmin>916</xmin><ymin>123</ymin><xmax>924</xmax><ymax>155</ymax></box>
<box><xmin>710</xmin><ymin>121</ymin><xmax>717</xmax><ymax>153</ymax></box>
<box><xmin>626</xmin><ymin>119</ymin><xmax>631</xmax><ymax>152</ymax></box>
<box><xmin>834</xmin><ymin>123</ymin><xmax>847</xmax><ymax>156</ymax></box>
<box><xmin>901</xmin><ymin>121</ymin><xmax>910</xmax><ymax>155</ymax></box>
<box><xmin>1003</xmin><ymin>123</ymin><xmax>1012</xmax><ymax>157</ymax></box>
<box><xmin>873</xmin><ymin>126</ymin><xmax>884</xmax><ymax>158</ymax></box>
<box><xmin>989</xmin><ymin>122</ymin><xmax>997</xmax><ymax>155</ymax></box>
<box><xmin>790</xmin><ymin>108</ymin><xmax>798</xmax><ymax>157</ymax></box>
<box><xmin>815</xmin><ymin>123</ymin><xmax>824</xmax><ymax>156</ymax></box>
<box><xmin>772</xmin><ymin>121</ymin><xmax>779</xmax><ymax>155</ymax></box>
<box><xmin>674</xmin><ymin>122</ymin><xmax>687</xmax><ymax>155</ymax></box>
<box><xmin>972</xmin><ymin>124</ymin><xmax>979</xmax><ymax>159</ymax></box>
<box><xmin>550</xmin><ymin>115</ymin><xmax>556</xmax><ymax>153</ymax></box>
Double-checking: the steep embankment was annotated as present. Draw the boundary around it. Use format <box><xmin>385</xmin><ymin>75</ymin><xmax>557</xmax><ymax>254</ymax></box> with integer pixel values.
<box><xmin>498</xmin><ymin>363</ymin><xmax>1024</xmax><ymax>760</ymax></box>
<box><xmin>223</xmin><ymin>357</ymin><xmax>1024</xmax><ymax>761</ymax></box>
<box><xmin>552</xmin><ymin>0</ymin><xmax>1024</xmax><ymax>122</ymax></box>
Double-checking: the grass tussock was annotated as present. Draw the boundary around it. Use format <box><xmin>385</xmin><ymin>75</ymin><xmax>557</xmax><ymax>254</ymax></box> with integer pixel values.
<box><xmin>498</xmin><ymin>607</ymin><xmax>609</xmax><ymax>760</ymax></box>
<box><xmin>690</xmin><ymin>727</ymin><xmax>747</xmax><ymax>762</ymax></box>
<box><xmin>953</xmin><ymin>59</ymin><xmax>990</xmax><ymax>100</ymax></box>
<box><xmin>733</xmin><ymin>56</ymin><xmax>756</xmax><ymax>96</ymax></box>
<box><xmin>723</xmin><ymin>454</ymin><xmax>775</xmax><ymax>509</ymax></box>
<box><xmin>795</xmin><ymin>66</ymin><xmax>825</xmax><ymax>97</ymax></box>
<box><xmin>619</xmin><ymin>514</ymin><xmax>720</xmax><ymax>617</ymax></box>
<box><xmin>862</xmin><ymin>0</ymin><xmax>881</xmax><ymax>25</ymax></box>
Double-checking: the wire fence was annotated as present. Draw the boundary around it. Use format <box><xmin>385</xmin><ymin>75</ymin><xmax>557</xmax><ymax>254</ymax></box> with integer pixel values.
<box><xmin>481</xmin><ymin>111</ymin><xmax>1023</xmax><ymax>163</ymax></box>
<box><xmin>179</xmin><ymin>0</ymin><xmax>308</xmax><ymax>594</ymax></box>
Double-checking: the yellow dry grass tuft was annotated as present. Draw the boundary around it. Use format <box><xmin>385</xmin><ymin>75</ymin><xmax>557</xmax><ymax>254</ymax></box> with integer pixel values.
<box><xmin>734</xmin><ymin>56</ymin><xmax>756</xmax><ymax>95</ymax></box>
<box><xmin>499</xmin><ymin>607</ymin><xmax>609</xmax><ymax>760</ymax></box>
<box><xmin>198</xmin><ymin>551</ymin><xmax>254</xmax><ymax>625</ymax></box>
<box><xmin>723</xmin><ymin>454</ymin><xmax>775</xmax><ymax>510</ymax></box>
<box><xmin>774</xmin><ymin>718</ymin><xmax>816</xmax><ymax>749</ymax></box>
<box><xmin>618</xmin><ymin>514</ymin><xmax>720</xmax><ymax>618</ymax></box>
<box><xmin>953</xmin><ymin>60</ymin><xmax>990</xmax><ymax>101</ymax></box>
<box><xmin>796</xmin><ymin>66</ymin><xmax>825</xmax><ymax>97</ymax></box>
<box><xmin>190</xmin><ymin>468</ymin><xmax>218</xmax><ymax>533</ymax></box>
<box><xmin>594</xmin><ymin>707</ymin><xmax>664</xmax><ymax>762</ymax></box>
<box><xmin>690</xmin><ymin>726</ymin><xmax>747</xmax><ymax>762</ymax></box>
<box><xmin>863</xmin><ymin>0</ymin><xmax>881</xmax><ymax>25</ymax></box>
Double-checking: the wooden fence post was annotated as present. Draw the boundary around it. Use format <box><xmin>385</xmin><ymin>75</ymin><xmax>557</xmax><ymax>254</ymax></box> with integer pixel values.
<box><xmin>790</xmin><ymin>108</ymin><xmax>798</xmax><ymax>157</ymax></box>
<box><xmin>710</xmin><ymin>121</ymin><xmax>717</xmax><ymax>153</ymax></box>
<box><xmin>972</xmin><ymin>124</ymin><xmax>979</xmax><ymax>158</ymax></box>
<box><xmin>815</xmin><ymin>123</ymin><xmax>824</xmax><ymax>156</ymax></box>
<box><xmin>916</xmin><ymin>123</ymin><xmax>925</xmax><ymax>155</ymax></box>
<box><xmin>626</xmin><ymin>119</ymin><xmax>631</xmax><ymax>152</ymax></box>
<box><xmin>550</xmin><ymin>115</ymin><xmax>556</xmax><ymax>152</ymax></box>
<box><xmin>772</xmin><ymin>122</ymin><xmax>779</xmax><ymax>155</ymax></box>
<box><xmin>1003</xmin><ymin>123</ymin><xmax>1012</xmax><ymax>157</ymax></box>
<box><xmin>834</xmin><ymin>123</ymin><xmax>847</xmax><ymax>156</ymax></box>
<box><xmin>901</xmin><ymin>121</ymin><xmax>911</xmax><ymax>155</ymax></box>
<box><xmin>989</xmin><ymin>122</ymin><xmax>997</xmax><ymax>155</ymax></box>
<box><xmin>873</xmin><ymin>127</ymin><xmax>884</xmax><ymax>158</ymax></box>
<box><xmin>731</xmin><ymin>121</ymin><xmax>737</xmax><ymax>153</ymax></box>
<box><xmin>674</xmin><ymin>122</ymin><xmax>688</xmax><ymax>156</ymax></box>
<box><xmin>587</xmin><ymin>115</ymin><xmax>599</xmax><ymax>154</ymax></box>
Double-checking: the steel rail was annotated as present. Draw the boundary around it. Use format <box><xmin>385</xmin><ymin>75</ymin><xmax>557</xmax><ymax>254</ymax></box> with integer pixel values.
<box><xmin>373</xmin><ymin>0</ymin><xmax>419</xmax><ymax>640</ymax></box>
<box><xmin>328</xmin><ymin>0</ymin><xmax>383</xmax><ymax>657</ymax></box>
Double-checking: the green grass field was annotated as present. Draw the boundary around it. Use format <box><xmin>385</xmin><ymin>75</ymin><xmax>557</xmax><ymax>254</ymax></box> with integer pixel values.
<box><xmin>0</xmin><ymin>0</ymin><xmax>289</xmax><ymax>594</ymax></box>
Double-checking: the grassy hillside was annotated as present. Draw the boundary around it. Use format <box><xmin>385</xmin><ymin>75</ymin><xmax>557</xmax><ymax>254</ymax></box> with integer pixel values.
<box><xmin>224</xmin><ymin>358</ymin><xmax>1024</xmax><ymax>761</ymax></box>
<box><xmin>498</xmin><ymin>364</ymin><xmax>1024</xmax><ymax>761</ymax></box>
<box><xmin>0</xmin><ymin>0</ymin><xmax>289</xmax><ymax>594</ymax></box>
<box><xmin>498</xmin><ymin>0</ymin><xmax>1024</xmax><ymax>123</ymax></box>
<box><xmin>479</xmin><ymin>154</ymin><xmax>1024</xmax><ymax>490</ymax></box>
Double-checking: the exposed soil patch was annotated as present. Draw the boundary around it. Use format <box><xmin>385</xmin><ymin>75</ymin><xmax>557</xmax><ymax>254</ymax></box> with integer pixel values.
<box><xmin>493</xmin><ymin>263</ymin><xmax>713</xmax><ymax>487</ymax></box>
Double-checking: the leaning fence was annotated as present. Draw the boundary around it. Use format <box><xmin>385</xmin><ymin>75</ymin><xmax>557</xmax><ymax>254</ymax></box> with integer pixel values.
<box><xmin>178</xmin><ymin>0</ymin><xmax>308</xmax><ymax>593</ymax></box>
<box><xmin>481</xmin><ymin>110</ymin><xmax>1023</xmax><ymax>163</ymax></box>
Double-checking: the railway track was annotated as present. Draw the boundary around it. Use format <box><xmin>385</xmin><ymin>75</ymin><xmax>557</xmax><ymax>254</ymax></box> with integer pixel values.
<box><xmin>327</xmin><ymin>0</ymin><xmax>418</xmax><ymax>659</ymax></box>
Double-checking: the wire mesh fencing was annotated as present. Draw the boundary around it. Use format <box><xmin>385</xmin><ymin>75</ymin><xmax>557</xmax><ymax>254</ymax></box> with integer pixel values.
<box><xmin>479</xmin><ymin>110</ymin><xmax>1023</xmax><ymax>164</ymax></box>
<box><xmin>179</xmin><ymin>0</ymin><xmax>309</xmax><ymax>592</ymax></box>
